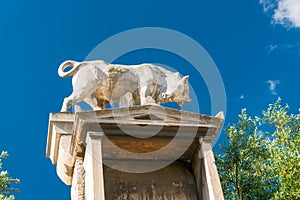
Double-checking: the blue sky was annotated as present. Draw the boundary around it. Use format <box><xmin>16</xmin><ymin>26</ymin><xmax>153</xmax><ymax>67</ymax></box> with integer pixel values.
<box><xmin>0</xmin><ymin>0</ymin><xmax>299</xmax><ymax>199</ymax></box>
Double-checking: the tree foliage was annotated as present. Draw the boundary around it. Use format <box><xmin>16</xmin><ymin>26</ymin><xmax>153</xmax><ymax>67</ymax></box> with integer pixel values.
<box><xmin>262</xmin><ymin>100</ymin><xmax>300</xmax><ymax>199</ymax></box>
<box><xmin>0</xmin><ymin>151</ymin><xmax>20</xmax><ymax>200</ymax></box>
<box><xmin>216</xmin><ymin>99</ymin><xmax>300</xmax><ymax>199</ymax></box>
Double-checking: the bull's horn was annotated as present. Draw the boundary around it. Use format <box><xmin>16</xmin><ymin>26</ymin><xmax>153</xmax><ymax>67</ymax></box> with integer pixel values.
<box><xmin>182</xmin><ymin>75</ymin><xmax>189</xmax><ymax>84</ymax></box>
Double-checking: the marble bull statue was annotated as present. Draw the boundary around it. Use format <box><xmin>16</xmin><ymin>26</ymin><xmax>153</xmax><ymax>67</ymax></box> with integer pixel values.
<box><xmin>58</xmin><ymin>60</ymin><xmax>191</xmax><ymax>112</ymax></box>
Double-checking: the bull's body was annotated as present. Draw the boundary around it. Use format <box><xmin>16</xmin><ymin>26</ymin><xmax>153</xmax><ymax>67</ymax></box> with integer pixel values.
<box><xmin>58</xmin><ymin>60</ymin><xmax>191</xmax><ymax>112</ymax></box>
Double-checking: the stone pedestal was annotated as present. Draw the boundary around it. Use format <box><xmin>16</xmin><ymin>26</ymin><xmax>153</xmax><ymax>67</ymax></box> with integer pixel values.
<box><xmin>46</xmin><ymin>105</ymin><xmax>224</xmax><ymax>200</ymax></box>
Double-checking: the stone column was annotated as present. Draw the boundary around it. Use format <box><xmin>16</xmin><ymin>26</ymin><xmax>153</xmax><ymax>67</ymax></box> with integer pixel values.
<box><xmin>192</xmin><ymin>139</ymin><xmax>224</xmax><ymax>200</ymax></box>
<box><xmin>83</xmin><ymin>132</ymin><xmax>105</xmax><ymax>200</ymax></box>
<box><xmin>71</xmin><ymin>157</ymin><xmax>85</xmax><ymax>200</ymax></box>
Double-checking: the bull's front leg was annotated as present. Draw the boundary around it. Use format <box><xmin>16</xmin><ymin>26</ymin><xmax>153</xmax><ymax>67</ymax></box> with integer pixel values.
<box><xmin>139</xmin><ymin>86</ymin><xmax>156</xmax><ymax>106</ymax></box>
<box><xmin>119</xmin><ymin>92</ymin><xmax>134</xmax><ymax>107</ymax></box>
<box><xmin>61</xmin><ymin>94</ymin><xmax>85</xmax><ymax>112</ymax></box>
<box><xmin>61</xmin><ymin>82</ymin><xmax>97</xmax><ymax>112</ymax></box>
<box><xmin>139</xmin><ymin>86</ymin><xmax>147</xmax><ymax>106</ymax></box>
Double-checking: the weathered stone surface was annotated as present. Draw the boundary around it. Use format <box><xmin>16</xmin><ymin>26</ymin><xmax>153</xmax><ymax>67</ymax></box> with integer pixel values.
<box><xmin>71</xmin><ymin>158</ymin><xmax>85</xmax><ymax>200</ymax></box>
<box><xmin>56</xmin><ymin>135</ymin><xmax>74</xmax><ymax>185</ymax></box>
<box><xmin>46</xmin><ymin>106</ymin><xmax>225</xmax><ymax>200</ymax></box>
<box><xmin>69</xmin><ymin>105</ymin><xmax>224</xmax><ymax>160</ymax></box>
<box><xmin>46</xmin><ymin>112</ymin><xmax>74</xmax><ymax>164</ymax></box>
<box><xmin>202</xmin><ymin>143</ymin><xmax>224</xmax><ymax>200</ymax></box>
<box><xmin>192</xmin><ymin>140</ymin><xmax>224</xmax><ymax>200</ymax></box>
<box><xmin>103</xmin><ymin>161</ymin><xmax>198</xmax><ymax>200</ymax></box>
<box><xmin>46</xmin><ymin>112</ymin><xmax>75</xmax><ymax>185</ymax></box>
<box><xmin>58</xmin><ymin>60</ymin><xmax>191</xmax><ymax>111</ymax></box>
<box><xmin>83</xmin><ymin>133</ymin><xmax>105</xmax><ymax>200</ymax></box>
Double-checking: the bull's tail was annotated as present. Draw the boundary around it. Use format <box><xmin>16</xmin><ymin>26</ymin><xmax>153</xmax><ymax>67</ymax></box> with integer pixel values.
<box><xmin>58</xmin><ymin>60</ymin><xmax>82</xmax><ymax>78</ymax></box>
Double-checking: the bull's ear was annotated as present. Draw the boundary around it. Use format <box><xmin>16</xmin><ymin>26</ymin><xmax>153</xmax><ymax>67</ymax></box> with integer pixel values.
<box><xmin>173</xmin><ymin>72</ymin><xmax>180</xmax><ymax>79</ymax></box>
<box><xmin>182</xmin><ymin>75</ymin><xmax>189</xmax><ymax>84</ymax></box>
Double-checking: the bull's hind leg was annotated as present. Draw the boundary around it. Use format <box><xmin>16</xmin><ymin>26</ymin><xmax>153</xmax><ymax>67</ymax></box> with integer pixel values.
<box><xmin>60</xmin><ymin>85</ymin><xmax>96</xmax><ymax>112</ymax></box>
<box><xmin>60</xmin><ymin>64</ymin><xmax>102</xmax><ymax>112</ymax></box>
<box><xmin>61</xmin><ymin>93</ymin><xmax>87</xmax><ymax>112</ymax></box>
<box><xmin>84</xmin><ymin>95</ymin><xmax>104</xmax><ymax>110</ymax></box>
<box><xmin>61</xmin><ymin>97</ymin><xmax>71</xmax><ymax>112</ymax></box>
<box><xmin>97</xmin><ymin>99</ymin><xmax>109</xmax><ymax>109</ymax></box>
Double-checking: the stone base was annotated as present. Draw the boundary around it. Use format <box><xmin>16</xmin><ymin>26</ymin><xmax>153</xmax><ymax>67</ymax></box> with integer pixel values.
<box><xmin>46</xmin><ymin>105</ymin><xmax>225</xmax><ymax>200</ymax></box>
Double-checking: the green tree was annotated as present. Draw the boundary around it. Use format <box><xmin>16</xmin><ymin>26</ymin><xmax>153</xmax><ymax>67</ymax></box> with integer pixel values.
<box><xmin>215</xmin><ymin>109</ymin><xmax>278</xmax><ymax>200</ymax></box>
<box><xmin>0</xmin><ymin>151</ymin><xmax>20</xmax><ymax>200</ymax></box>
<box><xmin>262</xmin><ymin>100</ymin><xmax>300</xmax><ymax>199</ymax></box>
<box><xmin>216</xmin><ymin>99</ymin><xmax>300</xmax><ymax>199</ymax></box>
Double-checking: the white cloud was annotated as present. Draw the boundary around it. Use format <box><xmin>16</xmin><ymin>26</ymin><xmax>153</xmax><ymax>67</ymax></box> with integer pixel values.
<box><xmin>266</xmin><ymin>42</ymin><xmax>300</xmax><ymax>56</ymax></box>
<box><xmin>274</xmin><ymin>0</ymin><xmax>300</xmax><ymax>28</ymax></box>
<box><xmin>267</xmin><ymin>44</ymin><xmax>278</xmax><ymax>54</ymax></box>
<box><xmin>260</xmin><ymin>0</ymin><xmax>276</xmax><ymax>12</ymax></box>
<box><xmin>260</xmin><ymin>0</ymin><xmax>300</xmax><ymax>28</ymax></box>
<box><xmin>239</xmin><ymin>95</ymin><xmax>245</xmax><ymax>99</ymax></box>
<box><xmin>266</xmin><ymin>80</ymin><xmax>280</xmax><ymax>95</ymax></box>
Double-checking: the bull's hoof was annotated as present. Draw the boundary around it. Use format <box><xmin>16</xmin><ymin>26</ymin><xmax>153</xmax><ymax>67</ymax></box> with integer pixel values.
<box><xmin>60</xmin><ymin>105</ymin><xmax>68</xmax><ymax>112</ymax></box>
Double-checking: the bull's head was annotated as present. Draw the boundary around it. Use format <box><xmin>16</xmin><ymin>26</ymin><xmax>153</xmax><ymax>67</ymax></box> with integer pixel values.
<box><xmin>161</xmin><ymin>75</ymin><xmax>191</xmax><ymax>106</ymax></box>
